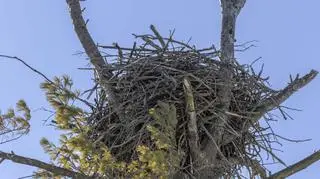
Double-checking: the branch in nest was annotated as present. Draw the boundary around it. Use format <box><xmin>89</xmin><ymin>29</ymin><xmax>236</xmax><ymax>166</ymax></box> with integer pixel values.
<box><xmin>0</xmin><ymin>150</ymin><xmax>94</xmax><ymax>179</ymax></box>
<box><xmin>268</xmin><ymin>150</ymin><xmax>320</xmax><ymax>179</ymax></box>
<box><xmin>183</xmin><ymin>77</ymin><xmax>203</xmax><ymax>165</ymax></box>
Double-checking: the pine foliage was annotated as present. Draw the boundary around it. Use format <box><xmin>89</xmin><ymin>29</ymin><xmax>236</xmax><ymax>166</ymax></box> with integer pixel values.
<box><xmin>0</xmin><ymin>99</ymin><xmax>31</xmax><ymax>144</ymax></box>
<box><xmin>34</xmin><ymin>76</ymin><xmax>181</xmax><ymax>178</ymax></box>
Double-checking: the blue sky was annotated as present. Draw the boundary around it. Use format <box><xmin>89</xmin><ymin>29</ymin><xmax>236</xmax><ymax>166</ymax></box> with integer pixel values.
<box><xmin>0</xmin><ymin>0</ymin><xmax>319</xmax><ymax>178</ymax></box>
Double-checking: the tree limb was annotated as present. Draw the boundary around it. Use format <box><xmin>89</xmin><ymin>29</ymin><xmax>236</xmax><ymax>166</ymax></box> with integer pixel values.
<box><xmin>0</xmin><ymin>150</ymin><xmax>94</xmax><ymax>179</ymax></box>
<box><xmin>202</xmin><ymin>0</ymin><xmax>246</xmax><ymax>168</ymax></box>
<box><xmin>253</xmin><ymin>70</ymin><xmax>318</xmax><ymax>122</ymax></box>
<box><xmin>222</xmin><ymin>70</ymin><xmax>318</xmax><ymax>146</ymax></box>
<box><xmin>268</xmin><ymin>150</ymin><xmax>320</xmax><ymax>179</ymax></box>
<box><xmin>66</xmin><ymin>0</ymin><xmax>120</xmax><ymax>112</ymax></box>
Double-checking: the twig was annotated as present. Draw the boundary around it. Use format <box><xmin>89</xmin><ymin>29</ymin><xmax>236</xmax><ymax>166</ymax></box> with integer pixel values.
<box><xmin>274</xmin><ymin>134</ymin><xmax>311</xmax><ymax>143</ymax></box>
<box><xmin>0</xmin><ymin>55</ymin><xmax>94</xmax><ymax>108</ymax></box>
<box><xmin>0</xmin><ymin>55</ymin><xmax>52</xmax><ymax>82</ymax></box>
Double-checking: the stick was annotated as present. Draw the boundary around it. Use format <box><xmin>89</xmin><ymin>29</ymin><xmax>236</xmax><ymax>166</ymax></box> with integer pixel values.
<box><xmin>183</xmin><ymin>78</ymin><xmax>203</xmax><ymax>165</ymax></box>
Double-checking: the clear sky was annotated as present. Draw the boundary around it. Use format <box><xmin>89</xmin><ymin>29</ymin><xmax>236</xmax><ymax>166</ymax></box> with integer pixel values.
<box><xmin>0</xmin><ymin>0</ymin><xmax>319</xmax><ymax>178</ymax></box>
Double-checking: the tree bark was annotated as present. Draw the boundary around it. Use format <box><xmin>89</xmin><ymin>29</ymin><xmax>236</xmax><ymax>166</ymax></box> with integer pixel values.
<box><xmin>66</xmin><ymin>0</ymin><xmax>122</xmax><ymax>117</ymax></box>
<box><xmin>201</xmin><ymin>0</ymin><xmax>246</xmax><ymax>175</ymax></box>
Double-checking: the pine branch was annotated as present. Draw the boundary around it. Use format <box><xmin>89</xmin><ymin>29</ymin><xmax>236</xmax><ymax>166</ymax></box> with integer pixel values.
<box><xmin>268</xmin><ymin>150</ymin><xmax>320</xmax><ymax>179</ymax></box>
<box><xmin>0</xmin><ymin>150</ymin><xmax>95</xmax><ymax>179</ymax></box>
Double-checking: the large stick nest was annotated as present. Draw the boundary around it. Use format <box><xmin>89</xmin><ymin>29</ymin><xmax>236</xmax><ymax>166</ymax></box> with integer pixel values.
<box><xmin>86</xmin><ymin>29</ymin><xmax>287</xmax><ymax>177</ymax></box>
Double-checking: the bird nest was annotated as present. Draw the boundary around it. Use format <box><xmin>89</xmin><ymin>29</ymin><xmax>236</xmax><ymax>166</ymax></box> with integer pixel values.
<box><xmin>86</xmin><ymin>30</ymin><xmax>286</xmax><ymax>177</ymax></box>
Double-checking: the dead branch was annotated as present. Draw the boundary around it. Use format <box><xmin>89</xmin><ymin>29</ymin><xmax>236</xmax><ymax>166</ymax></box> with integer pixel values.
<box><xmin>66</xmin><ymin>0</ymin><xmax>121</xmax><ymax>113</ymax></box>
<box><xmin>221</xmin><ymin>70</ymin><xmax>318</xmax><ymax>146</ymax></box>
<box><xmin>0</xmin><ymin>55</ymin><xmax>52</xmax><ymax>82</ymax></box>
<box><xmin>268</xmin><ymin>150</ymin><xmax>320</xmax><ymax>179</ymax></box>
<box><xmin>183</xmin><ymin>77</ymin><xmax>203</xmax><ymax>167</ymax></box>
<box><xmin>253</xmin><ymin>70</ymin><xmax>318</xmax><ymax>121</ymax></box>
<box><xmin>202</xmin><ymin>0</ymin><xmax>247</xmax><ymax>169</ymax></box>
<box><xmin>0</xmin><ymin>55</ymin><xmax>93</xmax><ymax>108</ymax></box>
<box><xmin>0</xmin><ymin>150</ymin><xmax>95</xmax><ymax>179</ymax></box>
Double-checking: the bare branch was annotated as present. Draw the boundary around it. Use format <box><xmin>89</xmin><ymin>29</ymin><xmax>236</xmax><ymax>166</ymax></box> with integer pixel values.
<box><xmin>268</xmin><ymin>150</ymin><xmax>320</xmax><ymax>179</ymax></box>
<box><xmin>66</xmin><ymin>0</ymin><xmax>120</xmax><ymax>109</ymax></box>
<box><xmin>221</xmin><ymin>70</ymin><xmax>318</xmax><ymax>146</ymax></box>
<box><xmin>0</xmin><ymin>150</ymin><xmax>94</xmax><ymax>179</ymax></box>
<box><xmin>202</xmin><ymin>0</ymin><xmax>247</xmax><ymax>167</ymax></box>
<box><xmin>253</xmin><ymin>70</ymin><xmax>318</xmax><ymax>122</ymax></box>
<box><xmin>0</xmin><ymin>55</ymin><xmax>52</xmax><ymax>82</ymax></box>
<box><xmin>0</xmin><ymin>55</ymin><xmax>93</xmax><ymax>108</ymax></box>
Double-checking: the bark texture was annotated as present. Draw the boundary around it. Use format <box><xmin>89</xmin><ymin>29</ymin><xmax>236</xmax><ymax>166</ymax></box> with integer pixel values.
<box><xmin>200</xmin><ymin>1</ymin><xmax>246</xmax><ymax>176</ymax></box>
